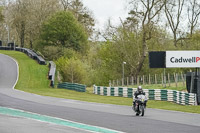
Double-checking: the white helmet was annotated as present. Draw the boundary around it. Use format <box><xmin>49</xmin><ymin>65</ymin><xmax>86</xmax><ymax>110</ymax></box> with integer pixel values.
<box><xmin>137</xmin><ymin>86</ymin><xmax>143</xmax><ymax>92</ymax></box>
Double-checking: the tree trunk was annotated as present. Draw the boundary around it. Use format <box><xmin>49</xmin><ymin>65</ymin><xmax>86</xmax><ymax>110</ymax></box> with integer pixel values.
<box><xmin>29</xmin><ymin>39</ymin><xmax>33</xmax><ymax>49</ymax></box>
<box><xmin>20</xmin><ymin>22</ymin><xmax>25</xmax><ymax>48</ymax></box>
<box><xmin>173</xmin><ymin>31</ymin><xmax>177</xmax><ymax>47</ymax></box>
<box><xmin>135</xmin><ymin>34</ymin><xmax>147</xmax><ymax>77</ymax></box>
<box><xmin>71</xmin><ymin>70</ymin><xmax>74</xmax><ymax>83</ymax></box>
<box><xmin>29</xmin><ymin>32</ymin><xmax>33</xmax><ymax>49</ymax></box>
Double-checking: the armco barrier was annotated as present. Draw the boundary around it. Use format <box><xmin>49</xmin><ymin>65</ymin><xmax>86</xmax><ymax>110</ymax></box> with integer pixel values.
<box><xmin>48</xmin><ymin>61</ymin><xmax>56</xmax><ymax>87</ymax></box>
<box><xmin>58</xmin><ymin>82</ymin><xmax>86</xmax><ymax>92</ymax></box>
<box><xmin>93</xmin><ymin>86</ymin><xmax>197</xmax><ymax>105</ymax></box>
<box><xmin>36</xmin><ymin>56</ymin><xmax>46</xmax><ymax>65</ymax></box>
<box><xmin>0</xmin><ymin>46</ymin><xmax>46</xmax><ymax>65</ymax></box>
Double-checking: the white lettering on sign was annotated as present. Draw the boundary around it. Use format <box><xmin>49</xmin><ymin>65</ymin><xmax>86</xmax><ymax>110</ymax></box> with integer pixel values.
<box><xmin>166</xmin><ymin>51</ymin><xmax>200</xmax><ymax>68</ymax></box>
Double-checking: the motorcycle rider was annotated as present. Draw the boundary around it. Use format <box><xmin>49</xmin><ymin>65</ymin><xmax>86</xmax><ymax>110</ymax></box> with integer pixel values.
<box><xmin>133</xmin><ymin>86</ymin><xmax>146</xmax><ymax>111</ymax></box>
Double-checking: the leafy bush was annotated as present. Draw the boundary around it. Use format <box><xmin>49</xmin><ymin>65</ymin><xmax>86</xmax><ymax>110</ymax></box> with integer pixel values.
<box><xmin>56</xmin><ymin>57</ymin><xmax>89</xmax><ymax>85</ymax></box>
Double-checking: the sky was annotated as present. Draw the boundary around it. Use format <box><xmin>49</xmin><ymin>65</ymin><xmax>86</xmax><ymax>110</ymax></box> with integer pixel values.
<box><xmin>82</xmin><ymin>0</ymin><xmax>129</xmax><ymax>31</ymax></box>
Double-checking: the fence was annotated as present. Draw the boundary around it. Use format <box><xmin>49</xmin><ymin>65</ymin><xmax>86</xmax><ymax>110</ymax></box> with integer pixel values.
<box><xmin>93</xmin><ymin>86</ymin><xmax>197</xmax><ymax>105</ymax></box>
<box><xmin>58</xmin><ymin>82</ymin><xmax>86</xmax><ymax>92</ymax></box>
<box><xmin>110</xmin><ymin>73</ymin><xmax>186</xmax><ymax>88</ymax></box>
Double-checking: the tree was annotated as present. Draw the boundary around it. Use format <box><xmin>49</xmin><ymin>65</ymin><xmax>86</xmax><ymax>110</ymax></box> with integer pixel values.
<box><xmin>60</xmin><ymin>0</ymin><xmax>95</xmax><ymax>36</ymax></box>
<box><xmin>3</xmin><ymin>0</ymin><xmax>60</xmax><ymax>48</ymax></box>
<box><xmin>187</xmin><ymin>0</ymin><xmax>200</xmax><ymax>37</ymax></box>
<box><xmin>70</xmin><ymin>0</ymin><xmax>95</xmax><ymax>36</ymax></box>
<box><xmin>0</xmin><ymin>1</ymin><xmax>8</xmax><ymax>41</ymax></box>
<box><xmin>185</xmin><ymin>31</ymin><xmax>200</xmax><ymax>50</ymax></box>
<box><xmin>2</xmin><ymin>0</ymin><xmax>93</xmax><ymax>49</ymax></box>
<box><xmin>107</xmin><ymin>27</ymin><xmax>141</xmax><ymax>77</ymax></box>
<box><xmin>0</xmin><ymin>5</ymin><xmax>6</xmax><ymax>40</ymax></box>
<box><xmin>40</xmin><ymin>11</ymin><xmax>88</xmax><ymax>52</ymax></box>
<box><xmin>60</xmin><ymin>0</ymin><xmax>71</xmax><ymax>11</ymax></box>
<box><xmin>0</xmin><ymin>6</ymin><xmax>3</xmax><ymax>22</ymax></box>
<box><xmin>164</xmin><ymin>0</ymin><xmax>185</xmax><ymax>47</ymax></box>
<box><xmin>128</xmin><ymin>0</ymin><xmax>166</xmax><ymax>76</ymax></box>
<box><xmin>7</xmin><ymin>0</ymin><xmax>29</xmax><ymax>47</ymax></box>
<box><xmin>25</xmin><ymin>0</ymin><xmax>60</xmax><ymax>48</ymax></box>
<box><xmin>96</xmin><ymin>23</ymin><xmax>170</xmax><ymax>86</ymax></box>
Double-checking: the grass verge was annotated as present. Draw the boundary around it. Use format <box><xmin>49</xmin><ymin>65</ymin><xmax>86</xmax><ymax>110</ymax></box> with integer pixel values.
<box><xmin>0</xmin><ymin>50</ymin><xmax>200</xmax><ymax>114</ymax></box>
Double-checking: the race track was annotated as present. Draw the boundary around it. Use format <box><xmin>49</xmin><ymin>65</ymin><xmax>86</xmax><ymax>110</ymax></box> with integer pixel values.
<box><xmin>0</xmin><ymin>53</ymin><xmax>200</xmax><ymax>133</ymax></box>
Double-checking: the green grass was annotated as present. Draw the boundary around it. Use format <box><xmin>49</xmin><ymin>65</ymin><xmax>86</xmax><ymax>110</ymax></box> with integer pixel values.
<box><xmin>0</xmin><ymin>50</ymin><xmax>200</xmax><ymax>114</ymax></box>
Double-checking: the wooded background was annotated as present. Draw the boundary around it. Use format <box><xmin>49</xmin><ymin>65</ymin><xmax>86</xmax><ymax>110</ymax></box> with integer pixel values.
<box><xmin>1</xmin><ymin>0</ymin><xmax>200</xmax><ymax>86</ymax></box>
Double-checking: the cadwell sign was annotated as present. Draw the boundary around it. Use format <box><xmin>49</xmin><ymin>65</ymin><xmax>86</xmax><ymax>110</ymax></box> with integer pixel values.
<box><xmin>166</xmin><ymin>51</ymin><xmax>200</xmax><ymax>68</ymax></box>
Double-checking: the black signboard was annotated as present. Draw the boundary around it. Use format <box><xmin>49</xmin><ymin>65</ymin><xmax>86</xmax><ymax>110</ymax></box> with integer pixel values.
<box><xmin>149</xmin><ymin>51</ymin><xmax>166</xmax><ymax>68</ymax></box>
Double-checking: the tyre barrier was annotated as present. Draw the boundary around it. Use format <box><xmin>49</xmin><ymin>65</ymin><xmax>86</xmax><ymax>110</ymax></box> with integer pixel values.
<box><xmin>93</xmin><ymin>86</ymin><xmax>197</xmax><ymax>105</ymax></box>
<box><xmin>48</xmin><ymin>61</ymin><xmax>56</xmax><ymax>87</ymax></box>
<box><xmin>0</xmin><ymin>46</ymin><xmax>14</xmax><ymax>50</ymax></box>
<box><xmin>58</xmin><ymin>82</ymin><xmax>86</xmax><ymax>92</ymax></box>
<box><xmin>0</xmin><ymin>46</ymin><xmax>46</xmax><ymax>65</ymax></box>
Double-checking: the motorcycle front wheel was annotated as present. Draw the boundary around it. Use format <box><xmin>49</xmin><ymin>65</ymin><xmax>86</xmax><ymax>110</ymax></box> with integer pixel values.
<box><xmin>141</xmin><ymin>105</ymin><xmax>144</xmax><ymax>116</ymax></box>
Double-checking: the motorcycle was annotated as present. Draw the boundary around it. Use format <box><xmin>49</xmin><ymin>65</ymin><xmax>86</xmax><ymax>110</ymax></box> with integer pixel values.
<box><xmin>132</xmin><ymin>94</ymin><xmax>148</xmax><ymax>116</ymax></box>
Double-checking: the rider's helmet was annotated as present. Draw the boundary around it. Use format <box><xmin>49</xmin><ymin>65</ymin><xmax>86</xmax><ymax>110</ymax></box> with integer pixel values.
<box><xmin>137</xmin><ymin>86</ymin><xmax>143</xmax><ymax>93</ymax></box>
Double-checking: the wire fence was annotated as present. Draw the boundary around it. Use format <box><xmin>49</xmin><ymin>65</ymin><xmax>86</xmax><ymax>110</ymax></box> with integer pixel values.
<box><xmin>109</xmin><ymin>73</ymin><xmax>186</xmax><ymax>88</ymax></box>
